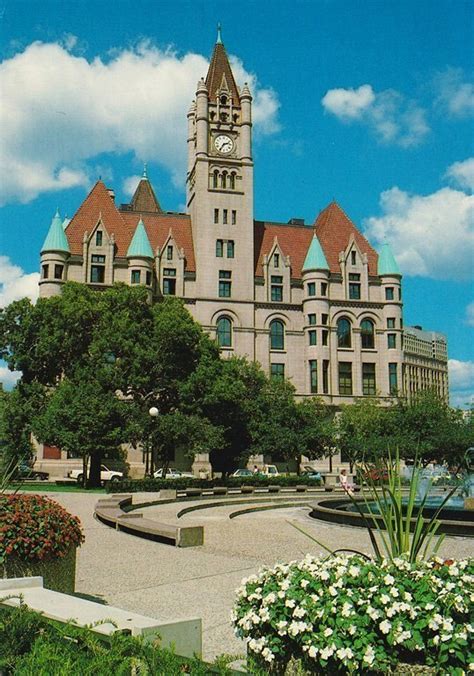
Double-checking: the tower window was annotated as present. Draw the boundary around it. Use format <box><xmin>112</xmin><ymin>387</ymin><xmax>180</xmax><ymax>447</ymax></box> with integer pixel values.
<box><xmin>216</xmin><ymin>316</ymin><xmax>232</xmax><ymax>348</ymax></box>
<box><xmin>230</xmin><ymin>172</ymin><xmax>236</xmax><ymax>190</ymax></box>
<box><xmin>337</xmin><ymin>317</ymin><xmax>352</xmax><ymax>348</ymax></box>
<box><xmin>385</xmin><ymin>287</ymin><xmax>394</xmax><ymax>300</ymax></box>
<box><xmin>309</xmin><ymin>360</ymin><xmax>318</xmax><ymax>393</ymax></box>
<box><xmin>307</xmin><ymin>282</ymin><xmax>316</xmax><ymax>296</ymax></box>
<box><xmin>361</xmin><ymin>319</ymin><xmax>375</xmax><ymax>349</ymax></box>
<box><xmin>308</xmin><ymin>313</ymin><xmax>316</xmax><ymax>325</ymax></box>
<box><xmin>90</xmin><ymin>255</ymin><xmax>105</xmax><ymax>283</ymax></box>
<box><xmin>387</xmin><ymin>317</ymin><xmax>396</xmax><ymax>329</ymax></box>
<box><xmin>214</xmin><ymin>209</ymin><xmax>219</xmax><ymax>224</ymax></box>
<box><xmin>338</xmin><ymin>362</ymin><xmax>353</xmax><ymax>395</ymax></box>
<box><xmin>271</xmin><ymin>363</ymin><xmax>285</xmax><ymax>381</ymax></box>
<box><xmin>96</xmin><ymin>231</ymin><xmax>103</xmax><ymax>246</ymax></box>
<box><xmin>349</xmin><ymin>273</ymin><xmax>361</xmax><ymax>299</ymax></box>
<box><xmin>322</xmin><ymin>360</ymin><xmax>329</xmax><ymax>393</ymax></box>
<box><xmin>227</xmin><ymin>240</ymin><xmax>235</xmax><ymax>258</ymax></box>
<box><xmin>321</xmin><ymin>282</ymin><xmax>328</xmax><ymax>296</ymax></box>
<box><xmin>322</xmin><ymin>329</ymin><xmax>329</xmax><ymax>346</ymax></box>
<box><xmin>167</xmin><ymin>245</ymin><xmax>173</xmax><ymax>260</ymax></box>
<box><xmin>163</xmin><ymin>268</ymin><xmax>176</xmax><ymax>295</ymax></box>
<box><xmin>146</xmin><ymin>271</ymin><xmax>152</xmax><ymax>286</ymax></box>
<box><xmin>131</xmin><ymin>269</ymin><xmax>141</xmax><ymax>284</ymax></box>
<box><xmin>42</xmin><ymin>264</ymin><xmax>49</xmax><ymax>279</ymax></box>
<box><xmin>271</xmin><ymin>275</ymin><xmax>283</xmax><ymax>302</ymax></box>
<box><xmin>388</xmin><ymin>333</ymin><xmax>396</xmax><ymax>349</ymax></box>
<box><xmin>309</xmin><ymin>330</ymin><xmax>317</xmax><ymax>346</ymax></box>
<box><xmin>231</xmin><ymin>210</ymin><xmax>236</xmax><ymax>225</ymax></box>
<box><xmin>54</xmin><ymin>264</ymin><xmax>64</xmax><ymax>280</ymax></box>
<box><xmin>362</xmin><ymin>363</ymin><xmax>376</xmax><ymax>395</ymax></box>
<box><xmin>322</xmin><ymin>313</ymin><xmax>328</xmax><ymax>325</ymax></box>
<box><xmin>270</xmin><ymin>319</ymin><xmax>285</xmax><ymax>350</ymax></box>
<box><xmin>351</xmin><ymin>251</ymin><xmax>356</xmax><ymax>265</ymax></box>
<box><xmin>220</xmin><ymin>94</ymin><xmax>228</xmax><ymax>105</ymax></box>
<box><xmin>218</xmin><ymin>270</ymin><xmax>232</xmax><ymax>298</ymax></box>
<box><xmin>213</xmin><ymin>170</ymin><xmax>218</xmax><ymax>189</ymax></box>
<box><xmin>221</xmin><ymin>171</ymin><xmax>227</xmax><ymax>189</ymax></box>
<box><xmin>216</xmin><ymin>239</ymin><xmax>223</xmax><ymax>257</ymax></box>
<box><xmin>389</xmin><ymin>363</ymin><xmax>398</xmax><ymax>394</ymax></box>
<box><xmin>223</xmin><ymin>209</ymin><xmax>228</xmax><ymax>224</ymax></box>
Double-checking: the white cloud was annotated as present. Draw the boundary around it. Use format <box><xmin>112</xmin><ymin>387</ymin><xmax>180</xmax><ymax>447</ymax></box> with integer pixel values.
<box><xmin>435</xmin><ymin>67</ymin><xmax>474</xmax><ymax>117</ymax></box>
<box><xmin>364</xmin><ymin>185</ymin><xmax>474</xmax><ymax>281</ymax></box>
<box><xmin>448</xmin><ymin>359</ymin><xmax>474</xmax><ymax>408</ymax></box>
<box><xmin>0</xmin><ymin>41</ymin><xmax>280</xmax><ymax>205</ymax></box>
<box><xmin>321</xmin><ymin>84</ymin><xmax>375</xmax><ymax>120</ymax></box>
<box><xmin>0</xmin><ymin>364</ymin><xmax>21</xmax><ymax>391</ymax></box>
<box><xmin>0</xmin><ymin>256</ymin><xmax>39</xmax><ymax>307</ymax></box>
<box><xmin>445</xmin><ymin>158</ymin><xmax>474</xmax><ymax>192</ymax></box>
<box><xmin>466</xmin><ymin>302</ymin><xmax>474</xmax><ymax>327</ymax></box>
<box><xmin>322</xmin><ymin>84</ymin><xmax>429</xmax><ymax>147</ymax></box>
<box><xmin>122</xmin><ymin>175</ymin><xmax>141</xmax><ymax>197</ymax></box>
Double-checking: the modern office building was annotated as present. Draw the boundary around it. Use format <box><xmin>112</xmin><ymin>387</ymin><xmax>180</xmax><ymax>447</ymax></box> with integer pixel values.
<box><xmin>403</xmin><ymin>325</ymin><xmax>449</xmax><ymax>402</ymax></box>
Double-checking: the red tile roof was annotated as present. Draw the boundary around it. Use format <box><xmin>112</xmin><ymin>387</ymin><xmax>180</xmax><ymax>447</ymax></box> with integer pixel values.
<box><xmin>121</xmin><ymin>212</ymin><xmax>195</xmax><ymax>271</ymax></box>
<box><xmin>206</xmin><ymin>42</ymin><xmax>240</xmax><ymax>103</ymax></box>
<box><xmin>254</xmin><ymin>221</ymin><xmax>314</xmax><ymax>278</ymax></box>
<box><xmin>314</xmin><ymin>202</ymin><xmax>378</xmax><ymax>275</ymax></box>
<box><xmin>65</xmin><ymin>181</ymin><xmax>195</xmax><ymax>270</ymax></box>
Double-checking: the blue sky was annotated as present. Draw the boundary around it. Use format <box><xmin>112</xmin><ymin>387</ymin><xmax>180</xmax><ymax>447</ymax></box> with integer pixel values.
<box><xmin>0</xmin><ymin>0</ymin><xmax>473</xmax><ymax>405</ymax></box>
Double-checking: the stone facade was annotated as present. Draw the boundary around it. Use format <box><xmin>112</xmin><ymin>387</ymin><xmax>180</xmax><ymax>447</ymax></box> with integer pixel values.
<box><xmin>39</xmin><ymin>34</ymin><xmax>412</xmax><ymax>407</ymax></box>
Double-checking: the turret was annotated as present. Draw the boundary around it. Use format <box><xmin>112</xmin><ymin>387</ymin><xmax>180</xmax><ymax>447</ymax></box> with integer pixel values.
<box><xmin>39</xmin><ymin>209</ymin><xmax>70</xmax><ymax>298</ymax></box>
<box><xmin>378</xmin><ymin>241</ymin><xmax>403</xmax><ymax>396</ymax></box>
<box><xmin>195</xmin><ymin>78</ymin><xmax>209</xmax><ymax>158</ymax></box>
<box><xmin>127</xmin><ymin>218</ymin><xmax>154</xmax><ymax>297</ymax></box>
<box><xmin>240</xmin><ymin>83</ymin><xmax>252</xmax><ymax>162</ymax></box>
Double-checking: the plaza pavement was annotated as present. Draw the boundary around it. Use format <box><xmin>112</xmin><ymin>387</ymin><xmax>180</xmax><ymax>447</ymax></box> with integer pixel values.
<box><xmin>39</xmin><ymin>491</ymin><xmax>473</xmax><ymax>661</ymax></box>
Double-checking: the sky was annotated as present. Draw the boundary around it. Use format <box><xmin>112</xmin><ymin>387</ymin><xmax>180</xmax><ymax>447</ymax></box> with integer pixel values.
<box><xmin>0</xmin><ymin>0</ymin><xmax>473</xmax><ymax>406</ymax></box>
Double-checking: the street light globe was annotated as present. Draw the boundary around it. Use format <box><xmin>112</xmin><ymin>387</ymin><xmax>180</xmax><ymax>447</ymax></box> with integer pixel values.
<box><xmin>149</xmin><ymin>406</ymin><xmax>159</xmax><ymax>417</ymax></box>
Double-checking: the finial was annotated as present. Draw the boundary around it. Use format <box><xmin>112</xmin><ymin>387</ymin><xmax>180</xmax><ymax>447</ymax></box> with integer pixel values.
<box><xmin>55</xmin><ymin>207</ymin><xmax>60</xmax><ymax>217</ymax></box>
<box><xmin>142</xmin><ymin>162</ymin><xmax>148</xmax><ymax>180</ymax></box>
<box><xmin>216</xmin><ymin>22</ymin><xmax>222</xmax><ymax>44</ymax></box>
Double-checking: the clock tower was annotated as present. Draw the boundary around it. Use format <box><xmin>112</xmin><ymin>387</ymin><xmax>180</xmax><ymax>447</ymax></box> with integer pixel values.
<box><xmin>186</xmin><ymin>29</ymin><xmax>255</xmax><ymax>307</ymax></box>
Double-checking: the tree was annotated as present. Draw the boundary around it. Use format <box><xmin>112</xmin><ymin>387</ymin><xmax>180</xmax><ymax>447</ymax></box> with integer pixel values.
<box><xmin>0</xmin><ymin>383</ymin><xmax>44</xmax><ymax>474</ymax></box>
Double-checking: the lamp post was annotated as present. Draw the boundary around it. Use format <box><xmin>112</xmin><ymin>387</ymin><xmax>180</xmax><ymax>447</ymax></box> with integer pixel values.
<box><xmin>148</xmin><ymin>406</ymin><xmax>159</xmax><ymax>477</ymax></box>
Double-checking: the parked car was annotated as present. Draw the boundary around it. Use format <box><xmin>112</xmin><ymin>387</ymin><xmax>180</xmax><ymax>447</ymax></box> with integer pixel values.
<box><xmin>231</xmin><ymin>468</ymin><xmax>254</xmax><ymax>477</ymax></box>
<box><xmin>301</xmin><ymin>466</ymin><xmax>322</xmax><ymax>481</ymax></box>
<box><xmin>153</xmin><ymin>468</ymin><xmax>195</xmax><ymax>479</ymax></box>
<box><xmin>15</xmin><ymin>463</ymin><xmax>49</xmax><ymax>481</ymax></box>
<box><xmin>68</xmin><ymin>464</ymin><xmax>123</xmax><ymax>484</ymax></box>
<box><xmin>260</xmin><ymin>464</ymin><xmax>279</xmax><ymax>476</ymax></box>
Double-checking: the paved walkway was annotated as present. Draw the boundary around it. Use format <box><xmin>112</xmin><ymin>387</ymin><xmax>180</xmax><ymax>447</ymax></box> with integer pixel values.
<box><xmin>37</xmin><ymin>491</ymin><xmax>474</xmax><ymax>661</ymax></box>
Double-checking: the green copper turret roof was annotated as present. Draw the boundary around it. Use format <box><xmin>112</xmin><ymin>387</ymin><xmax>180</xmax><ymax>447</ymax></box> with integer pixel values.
<box><xmin>378</xmin><ymin>242</ymin><xmax>401</xmax><ymax>275</ymax></box>
<box><xmin>41</xmin><ymin>209</ymin><xmax>70</xmax><ymax>253</ymax></box>
<box><xmin>302</xmin><ymin>234</ymin><xmax>329</xmax><ymax>272</ymax></box>
<box><xmin>126</xmin><ymin>218</ymin><xmax>154</xmax><ymax>258</ymax></box>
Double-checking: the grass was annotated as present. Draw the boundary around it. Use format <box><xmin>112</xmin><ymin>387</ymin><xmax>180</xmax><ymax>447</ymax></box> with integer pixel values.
<box><xmin>6</xmin><ymin>482</ymin><xmax>106</xmax><ymax>494</ymax></box>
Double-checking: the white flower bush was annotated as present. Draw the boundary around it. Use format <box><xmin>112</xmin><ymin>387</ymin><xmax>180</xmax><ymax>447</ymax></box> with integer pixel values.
<box><xmin>232</xmin><ymin>554</ymin><xmax>474</xmax><ymax>674</ymax></box>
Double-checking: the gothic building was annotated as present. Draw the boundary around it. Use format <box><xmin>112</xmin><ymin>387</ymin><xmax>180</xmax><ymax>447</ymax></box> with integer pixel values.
<box><xmin>40</xmin><ymin>32</ymin><xmax>419</xmax><ymax>407</ymax></box>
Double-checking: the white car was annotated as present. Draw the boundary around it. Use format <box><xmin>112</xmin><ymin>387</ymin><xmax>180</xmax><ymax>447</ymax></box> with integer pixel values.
<box><xmin>153</xmin><ymin>468</ymin><xmax>195</xmax><ymax>479</ymax></box>
<box><xmin>68</xmin><ymin>464</ymin><xmax>123</xmax><ymax>484</ymax></box>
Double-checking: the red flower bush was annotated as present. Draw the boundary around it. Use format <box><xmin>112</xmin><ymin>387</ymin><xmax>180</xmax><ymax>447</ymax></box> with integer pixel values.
<box><xmin>0</xmin><ymin>494</ymin><xmax>84</xmax><ymax>563</ymax></box>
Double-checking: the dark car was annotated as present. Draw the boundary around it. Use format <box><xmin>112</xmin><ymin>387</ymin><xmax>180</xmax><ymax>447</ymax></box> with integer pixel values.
<box><xmin>301</xmin><ymin>466</ymin><xmax>322</xmax><ymax>482</ymax></box>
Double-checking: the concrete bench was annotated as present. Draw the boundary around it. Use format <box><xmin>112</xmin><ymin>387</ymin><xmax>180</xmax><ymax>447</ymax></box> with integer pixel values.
<box><xmin>0</xmin><ymin>576</ymin><xmax>201</xmax><ymax>658</ymax></box>
<box><xmin>94</xmin><ymin>497</ymin><xmax>203</xmax><ymax>547</ymax></box>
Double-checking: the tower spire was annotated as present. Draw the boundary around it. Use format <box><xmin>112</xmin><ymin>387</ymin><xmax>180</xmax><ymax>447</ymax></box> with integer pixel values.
<box><xmin>206</xmin><ymin>30</ymin><xmax>240</xmax><ymax>102</ymax></box>
<box><xmin>142</xmin><ymin>162</ymin><xmax>148</xmax><ymax>180</ymax></box>
<box><xmin>216</xmin><ymin>23</ymin><xmax>222</xmax><ymax>44</ymax></box>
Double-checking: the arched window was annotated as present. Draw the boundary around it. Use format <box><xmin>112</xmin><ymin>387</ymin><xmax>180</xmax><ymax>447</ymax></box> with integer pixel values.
<box><xmin>270</xmin><ymin>319</ymin><xmax>285</xmax><ymax>350</ymax></box>
<box><xmin>213</xmin><ymin>170</ymin><xmax>219</xmax><ymax>188</ymax></box>
<box><xmin>216</xmin><ymin>316</ymin><xmax>232</xmax><ymax>347</ymax></box>
<box><xmin>229</xmin><ymin>172</ymin><xmax>236</xmax><ymax>190</ymax></box>
<box><xmin>337</xmin><ymin>317</ymin><xmax>352</xmax><ymax>348</ymax></box>
<box><xmin>361</xmin><ymin>319</ymin><xmax>375</xmax><ymax>349</ymax></box>
<box><xmin>221</xmin><ymin>171</ymin><xmax>227</xmax><ymax>189</ymax></box>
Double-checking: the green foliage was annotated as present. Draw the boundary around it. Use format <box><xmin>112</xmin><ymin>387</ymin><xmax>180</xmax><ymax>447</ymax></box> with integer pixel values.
<box><xmin>0</xmin><ymin>382</ymin><xmax>44</xmax><ymax>473</ymax></box>
<box><xmin>0</xmin><ymin>605</ymin><xmax>233</xmax><ymax>675</ymax></box>
<box><xmin>0</xmin><ymin>494</ymin><xmax>84</xmax><ymax>564</ymax></box>
<box><xmin>233</xmin><ymin>553</ymin><xmax>474</xmax><ymax>674</ymax></box>
<box><xmin>105</xmin><ymin>474</ymin><xmax>323</xmax><ymax>493</ymax></box>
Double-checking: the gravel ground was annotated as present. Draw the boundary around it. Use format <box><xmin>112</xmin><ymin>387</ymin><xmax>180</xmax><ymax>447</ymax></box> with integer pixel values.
<box><xmin>31</xmin><ymin>491</ymin><xmax>474</xmax><ymax>661</ymax></box>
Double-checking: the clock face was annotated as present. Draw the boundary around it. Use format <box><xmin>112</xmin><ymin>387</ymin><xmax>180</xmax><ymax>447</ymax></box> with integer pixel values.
<box><xmin>214</xmin><ymin>134</ymin><xmax>234</xmax><ymax>154</ymax></box>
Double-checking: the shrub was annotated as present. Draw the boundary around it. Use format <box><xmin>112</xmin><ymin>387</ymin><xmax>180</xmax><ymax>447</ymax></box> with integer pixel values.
<box><xmin>106</xmin><ymin>475</ymin><xmax>322</xmax><ymax>493</ymax></box>
<box><xmin>232</xmin><ymin>554</ymin><xmax>474</xmax><ymax>674</ymax></box>
<box><xmin>0</xmin><ymin>494</ymin><xmax>84</xmax><ymax>563</ymax></box>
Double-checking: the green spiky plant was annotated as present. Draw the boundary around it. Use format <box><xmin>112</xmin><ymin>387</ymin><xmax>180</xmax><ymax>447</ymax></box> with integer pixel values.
<box><xmin>290</xmin><ymin>450</ymin><xmax>460</xmax><ymax>563</ymax></box>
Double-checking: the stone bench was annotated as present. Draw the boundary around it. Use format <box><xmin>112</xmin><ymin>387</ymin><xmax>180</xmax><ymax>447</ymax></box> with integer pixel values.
<box><xmin>0</xmin><ymin>576</ymin><xmax>201</xmax><ymax>658</ymax></box>
<box><xmin>94</xmin><ymin>497</ymin><xmax>203</xmax><ymax>547</ymax></box>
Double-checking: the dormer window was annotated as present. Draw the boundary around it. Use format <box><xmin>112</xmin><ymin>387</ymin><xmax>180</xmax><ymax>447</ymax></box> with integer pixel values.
<box><xmin>351</xmin><ymin>251</ymin><xmax>356</xmax><ymax>265</ymax></box>
<box><xmin>274</xmin><ymin>253</ymin><xmax>280</xmax><ymax>268</ymax></box>
<box><xmin>167</xmin><ymin>245</ymin><xmax>173</xmax><ymax>260</ymax></box>
<box><xmin>349</xmin><ymin>273</ymin><xmax>361</xmax><ymax>299</ymax></box>
<box><xmin>271</xmin><ymin>275</ymin><xmax>283</xmax><ymax>302</ymax></box>
<box><xmin>220</xmin><ymin>94</ymin><xmax>228</xmax><ymax>105</ymax></box>
<box><xmin>96</xmin><ymin>231</ymin><xmax>103</xmax><ymax>246</ymax></box>
<box><xmin>90</xmin><ymin>255</ymin><xmax>105</xmax><ymax>283</ymax></box>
